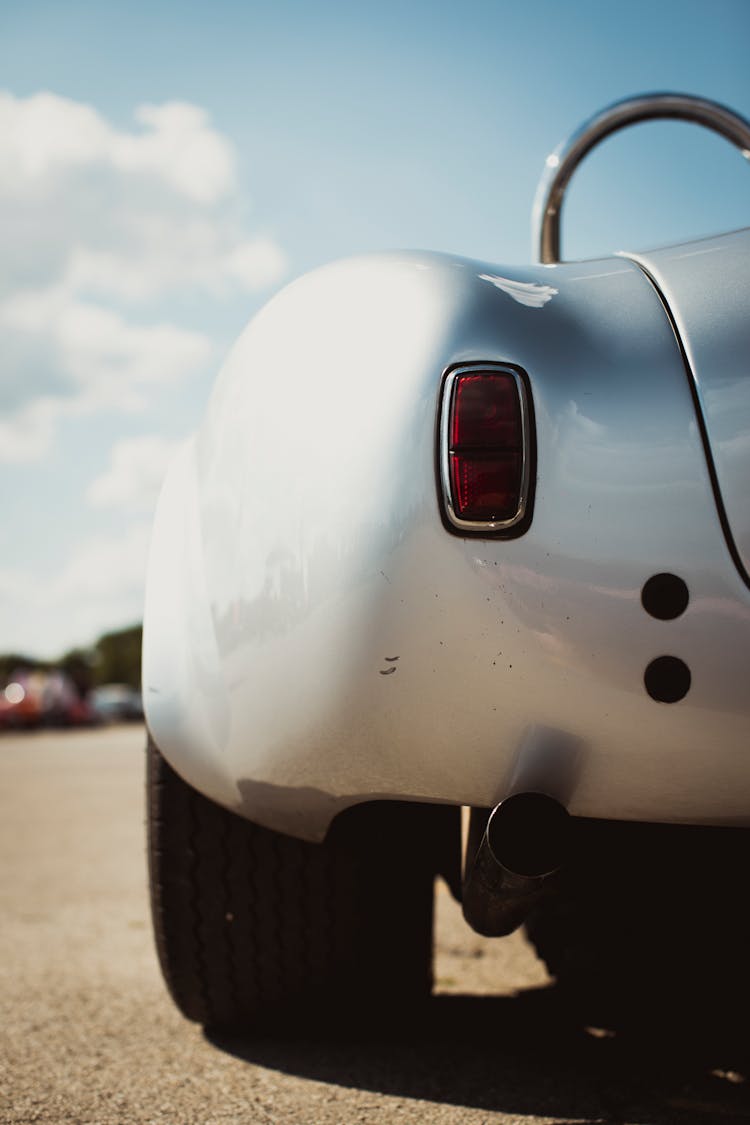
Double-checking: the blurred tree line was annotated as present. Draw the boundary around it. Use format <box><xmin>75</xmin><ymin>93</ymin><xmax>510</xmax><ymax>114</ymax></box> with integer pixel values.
<box><xmin>0</xmin><ymin>624</ymin><xmax>142</xmax><ymax>697</ymax></box>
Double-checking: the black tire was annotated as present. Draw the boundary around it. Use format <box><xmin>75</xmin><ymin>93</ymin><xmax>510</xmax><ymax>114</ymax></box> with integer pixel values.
<box><xmin>147</xmin><ymin>737</ymin><xmax>457</xmax><ymax>1031</ymax></box>
<box><xmin>525</xmin><ymin>818</ymin><xmax>750</xmax><ymax>1027</ymax></box>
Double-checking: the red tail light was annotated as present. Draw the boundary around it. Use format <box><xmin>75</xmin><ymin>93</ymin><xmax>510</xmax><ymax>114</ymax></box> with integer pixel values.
<box><xmin>439</xmin><ymin>364</ymin><xmax>531</xmax><ymax>534</ymax></box>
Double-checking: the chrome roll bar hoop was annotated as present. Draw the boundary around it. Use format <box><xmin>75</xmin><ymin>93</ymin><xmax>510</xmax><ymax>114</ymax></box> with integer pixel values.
<box><xmin>533</xmin><ymin>92</ymin><xmax>750</xmax><ymax>265</ymax></box>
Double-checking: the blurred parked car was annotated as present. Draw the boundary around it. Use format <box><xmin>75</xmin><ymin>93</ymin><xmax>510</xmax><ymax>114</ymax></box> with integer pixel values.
<box><xmin>90</xmin><ymin>683</ymin><xmax>144</xmax><ymax>724</ymax></box>
<box><xmin>0</xmin><ymin>670</ymin><xmax>96</xmax><ymax>730</ymax></box>
<box><xmin>0</xmin><ymin>676</ymin><xmax>43</xmax><ymax>730</ymax></box>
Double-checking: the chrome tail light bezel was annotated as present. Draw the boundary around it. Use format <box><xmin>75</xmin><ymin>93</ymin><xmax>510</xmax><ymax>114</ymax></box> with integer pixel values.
<box><xmin>438</xmin><ymin>362</ymin><xmax>534</xmax><ymax>537</ymax></box>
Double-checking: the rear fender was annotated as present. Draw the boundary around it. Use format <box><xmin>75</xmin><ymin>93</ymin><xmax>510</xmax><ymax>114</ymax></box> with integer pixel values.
<box><xmin>144</xmin><ymin>246</ymin><xmax>750</xmax><ymax>839</ymax></box>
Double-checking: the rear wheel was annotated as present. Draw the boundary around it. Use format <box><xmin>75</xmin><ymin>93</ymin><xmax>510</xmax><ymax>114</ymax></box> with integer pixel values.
<box><xmin>525</xmin><ymin>818</ymin><xmax>750</xmax><ymax>1028</ymax></box>
<box><xmin>147</xmin><ymin>737</ymin><xmax>458</xmax><ymax>1031</ymax></box>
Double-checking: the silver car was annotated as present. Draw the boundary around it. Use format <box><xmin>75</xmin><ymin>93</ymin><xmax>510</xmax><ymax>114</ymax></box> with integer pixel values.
<box><xmin>143</xmin><ymin>94</ymin><xmax>750</xmax><ymax>1030</ymax></box>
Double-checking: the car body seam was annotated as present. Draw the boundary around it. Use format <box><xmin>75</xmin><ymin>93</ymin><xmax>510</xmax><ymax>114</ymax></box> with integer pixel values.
<box><xmin>620</xmin><ymin>250</ymin><xmax>750</xmax><ymax>592</ymax></box>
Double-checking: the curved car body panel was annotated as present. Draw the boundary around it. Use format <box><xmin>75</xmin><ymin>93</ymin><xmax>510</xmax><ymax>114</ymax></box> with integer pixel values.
<box><xmin>626</xmin><ymin>228</ymin><xmax>750</xmax><ymax>584</ymax></box>
<box><xmin>144</xmin><ymin>236</ymin><xmax>750</xmax><ymax>841</ymax></box>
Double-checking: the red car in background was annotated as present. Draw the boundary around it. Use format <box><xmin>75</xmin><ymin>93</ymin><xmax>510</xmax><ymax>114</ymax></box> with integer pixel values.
<box><xmin>0</xmin><ymin>671</ymin><xmax>95</xmax><ymax>730</ymax></box>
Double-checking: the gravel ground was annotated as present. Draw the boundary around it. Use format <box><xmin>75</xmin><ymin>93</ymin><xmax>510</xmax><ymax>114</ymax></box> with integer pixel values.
<box><xmin>1</xmin><ymin>726</ymin><xmax>749</xmax><ymax>1124</ymax></box>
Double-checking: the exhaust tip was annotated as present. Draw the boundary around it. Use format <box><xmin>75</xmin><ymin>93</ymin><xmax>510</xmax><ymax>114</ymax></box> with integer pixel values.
<box><xmin>486</xmin><ymin>792</ymin><xmax>570</xmax><ymax>878</ymax></box>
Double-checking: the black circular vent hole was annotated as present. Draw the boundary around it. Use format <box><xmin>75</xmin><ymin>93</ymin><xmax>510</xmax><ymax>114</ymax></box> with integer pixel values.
<box><xmin>641</xmin><ymin>573</ymin><xmax>689</xmax><ymax>620</ymax></box>
<box><xmin>644</xmin><ymin>656</ymin><xmax>691</xmax><ymax>703</ymax></box>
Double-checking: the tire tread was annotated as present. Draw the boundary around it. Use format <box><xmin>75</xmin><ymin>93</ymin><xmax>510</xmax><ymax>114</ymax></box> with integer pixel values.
<box><xmin>147</xmin><ymin>737</ymin><xmax>456</xmax><ymax>1029</ymax></box>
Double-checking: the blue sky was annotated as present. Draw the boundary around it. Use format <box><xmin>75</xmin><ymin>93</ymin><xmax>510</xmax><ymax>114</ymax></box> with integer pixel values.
<box><xmin>1</xmin><ymin>0</ymin><xmax>749</xmax><ymax>657</ymax></box>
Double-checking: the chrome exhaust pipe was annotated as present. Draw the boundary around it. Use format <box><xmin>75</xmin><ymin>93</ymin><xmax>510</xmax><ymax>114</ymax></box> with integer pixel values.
<box><xmin>461</xmin><ymin>792</ymin><xmax>571</xmax><ymax>937</ymax></box>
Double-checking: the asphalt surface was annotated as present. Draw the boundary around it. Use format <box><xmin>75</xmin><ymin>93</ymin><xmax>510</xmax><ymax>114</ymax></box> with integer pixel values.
<box><xmin>1</xmin><ymin>726</ymin><xmax>749</xmax><ymax>1124</ymax></box>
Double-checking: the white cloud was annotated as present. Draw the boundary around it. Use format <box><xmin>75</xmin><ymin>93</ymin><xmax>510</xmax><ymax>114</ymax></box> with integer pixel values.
<box><xmin>0</xmin><ymin>287</ymin><xmax>211</xmax><ymax>462</ymax></box>
<box><xmin>0</xmin><ymin>91</ymin><xmax>235</xmax><ymax>203</ymax></box>
<box><xmin>87</xmin><ymin>435</ymin><xmax>182</xmax><ymax>512</ymax></box>
<box><xmin>117</xmin><ymin>102</ymin><xmax>237</xmax><ymax>205</ymax></box>
<box><xmin>0</xmin><ymin>90</ymin><xmax>287</xmax><ymax>461</ymax></box>
<box><xmin>60</xmin><ymin>228</ymin><xmax>287</xmax><ymax>302</ymax></box>
<box><xmin>56</xmin><ymin>522</ymin><xmax>152</xmax><ymax>602</ymax></box>
<box><xmin>0</xmin><ymin>523</ymin><xmax>152</xmax><ymax>658</ymax></box>
<box><xmin>2</xmin><ymin>287</ymin><xmax>211</xmax><ymax>398</ymax></box>
<box><xmin>224</xmin><ymin>237</ymin><xmax>289</xmax><ymax>291</ymax></box>
<box><xmin>0</xmin><ymin>397</ymin><xmax>58</xmax><ymax>463</ymax></box>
